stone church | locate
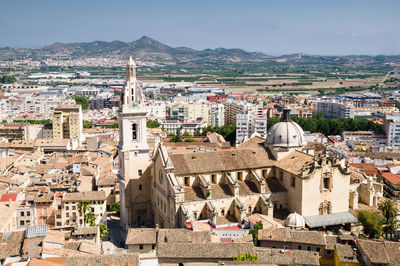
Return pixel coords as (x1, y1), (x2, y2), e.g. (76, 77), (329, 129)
(118, 57), (367, 229)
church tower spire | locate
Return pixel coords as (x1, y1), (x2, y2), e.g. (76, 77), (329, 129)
(118, 56), (151, 229)
(121, 56), (143, 111)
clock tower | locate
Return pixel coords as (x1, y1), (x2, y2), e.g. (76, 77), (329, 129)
(118, 56), (151, 229)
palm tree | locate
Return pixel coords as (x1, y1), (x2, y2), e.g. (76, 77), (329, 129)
(383, 219), (399, 240)
(78, 200), (91, 226)
(378, 199), (398, 222)
(85, 211), (96, 226)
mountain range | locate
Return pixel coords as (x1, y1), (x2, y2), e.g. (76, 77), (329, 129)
(1, 36), (400, 67)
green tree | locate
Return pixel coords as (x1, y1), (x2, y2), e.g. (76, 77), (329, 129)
(110, 201), (120, 215)
(169, 134), (182, 143)
(74, 96), (89, 110)
(83, 120), (92, 128)
(146, 119), (160, 128)
(184, 138), (196, 142)
(182, 131), (191, 137)
(113, 89), (121, 96)
(357, 210), (384, 238)
(379, 199), (399, 223)
(0, 75), (16, 84)
(249, 222), (263, 246)
(232, 251), (259, 261)
(78, 200), (91, 226)
(99, 224), (109, 239)
(86, 211), (96, 226)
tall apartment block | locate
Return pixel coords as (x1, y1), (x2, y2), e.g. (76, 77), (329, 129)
(384, 113), (400, 147)
(209, 104), (225, 127)
(52, 104), (83, 145)
(316, 100), (355, 119)
(236, 112), (268, 144)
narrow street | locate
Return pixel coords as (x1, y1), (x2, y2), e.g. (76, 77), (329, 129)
(102, 216), (127, 254)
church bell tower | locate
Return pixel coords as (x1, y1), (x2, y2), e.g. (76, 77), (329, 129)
(118, 56), (151, 229)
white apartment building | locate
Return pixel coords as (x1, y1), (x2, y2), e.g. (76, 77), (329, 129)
(209, 104), (225, 127)
(146, 101), (166, 119)
(187, 102), (210, 123)
(160, 119), (207, 135)
(384, 113), (400, 147)
(236, 112), (268, 144)
(316, 100), (355, 119)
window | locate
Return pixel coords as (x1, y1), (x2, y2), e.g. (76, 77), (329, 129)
(193, 212), (197, 219)
(139, 184), (142, 191)
(211, 174), (216, 184)
(27, 211), (30, 216)
(132, 124), (137, 140)
(316, 247), (321, 253)
(152, 244), (155, 249)
(326, 250), (332, 255)
(248, 206), (252, 213)
(279, 171), (283, 181)
(297, 245), (302, 250)
(20, 220), (25, 226)
(57, 222), (61, 226)
(184, 176), (190, 186)
(307, 246), (312, 251)
(221, 209), (225, 216)
(72, 206), (76, 210)
(284, 245), (289, 250)
(139, 244), (143, 250)
(237, 172), (243, 181)
(291, 176), (296, 187)
(20, 211), (24, 217)
(66, 213), (69, 217)
(323, 178), (330, 189)
(66, 206), (69, 210)
(138, 170), (142, 176)
(91, 207), (94, 212)
(262, 169), (267, 178)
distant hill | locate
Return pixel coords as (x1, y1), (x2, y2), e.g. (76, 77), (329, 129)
(1, 35), (400, 67)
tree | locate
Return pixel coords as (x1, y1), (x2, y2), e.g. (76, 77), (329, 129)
(233, 251), (258, 261)
(164, 235), (168, 242)
(0, 75), (16, 84)
(74, 96), (89, 110)
(83, 120), (92, 128)
(169, 134), (182, 142)
(99, 224), (109, 239)
(184, 138), (196, 142)
(379, 199), (399, 222)
(113, 89), (121, 96)
(110, 201), (120, 215)
(383, 218), (399, 240)
(146, 119), (160, 128)
(78, 200), (91, 226)
(357, 210), (384, 238)
(85, 211), (96, 226)
(249, 222), (263, 246)
(182, 131), (191, 137)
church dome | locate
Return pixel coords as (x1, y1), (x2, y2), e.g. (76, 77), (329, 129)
(265, 107), (306, 148)
(285, 212), (305, 228)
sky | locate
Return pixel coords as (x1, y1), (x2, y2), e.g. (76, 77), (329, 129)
(1, 0), (399, 55)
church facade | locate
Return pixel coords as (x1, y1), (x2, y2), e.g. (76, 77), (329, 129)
(118, 57), (356, 229)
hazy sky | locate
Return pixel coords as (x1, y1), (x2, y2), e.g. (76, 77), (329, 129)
(1, 0), (399, 55)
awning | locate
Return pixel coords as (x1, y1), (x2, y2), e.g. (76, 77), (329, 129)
(304, 212), (358, 228)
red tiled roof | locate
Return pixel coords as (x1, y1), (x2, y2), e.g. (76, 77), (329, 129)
(381, 172), (400, 185)
(0, 194), (17, 202)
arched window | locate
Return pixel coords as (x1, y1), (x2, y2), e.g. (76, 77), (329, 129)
(132, 123), (137, 140)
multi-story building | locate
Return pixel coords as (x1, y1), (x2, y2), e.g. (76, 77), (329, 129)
(52, 104), (83, 145)
(384, 113), (400, 147)
(55, 191), (107, 227)
(209, 104), (225, 127)
(316, 100), (355, 119)
(160, 119), (207, 135)
(236, 113), (268, 144)
(145, 101), (166, 120)
(223, 100), (258, 125)
(187, 102), (210, 123)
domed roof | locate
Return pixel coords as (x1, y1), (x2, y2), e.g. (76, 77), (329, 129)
(265, 108), (306, 148)
(285, 212), (305, 228)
